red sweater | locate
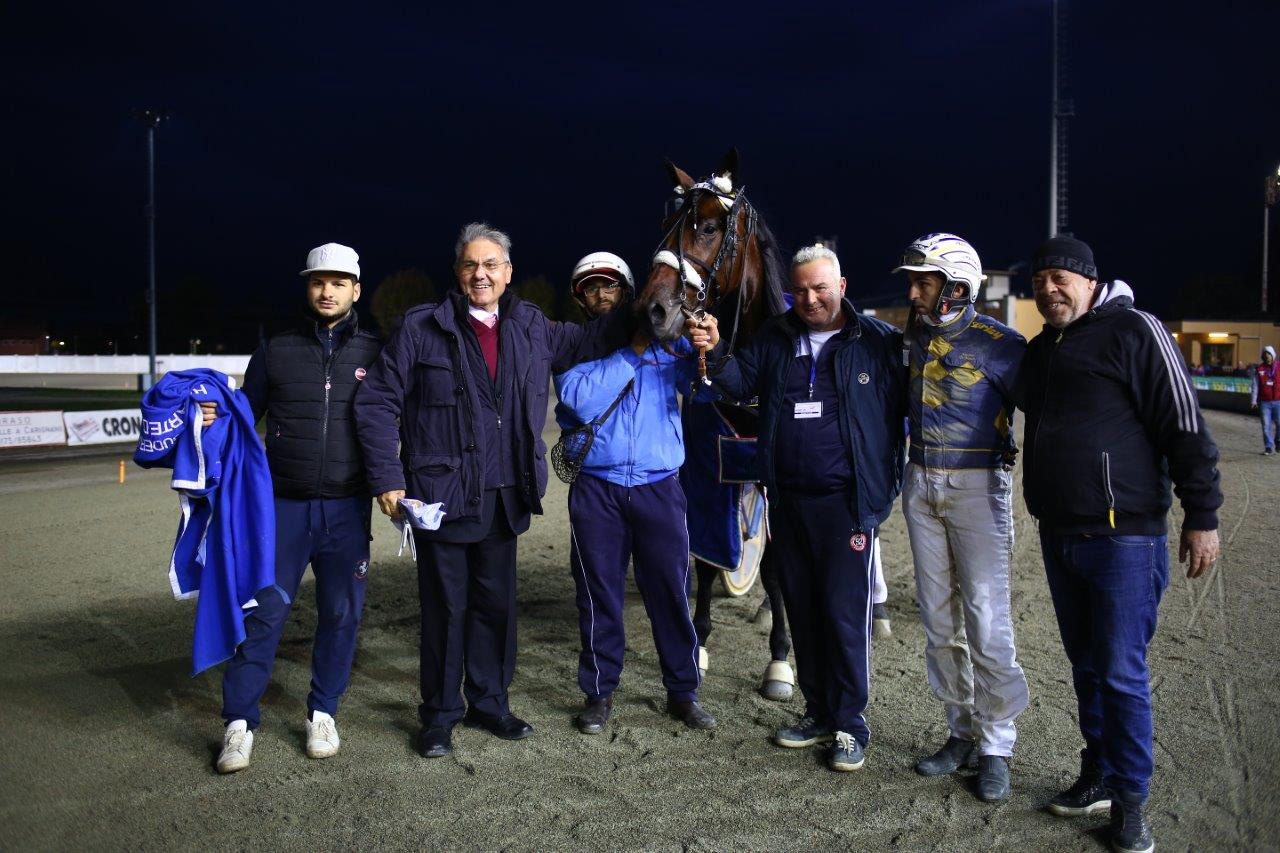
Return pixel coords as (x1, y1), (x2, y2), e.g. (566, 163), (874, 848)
(468, 316), (499, 380)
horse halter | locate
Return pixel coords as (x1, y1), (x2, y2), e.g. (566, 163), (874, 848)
(651, 178), (759, 320)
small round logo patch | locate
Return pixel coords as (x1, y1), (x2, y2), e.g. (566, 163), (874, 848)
(354, 559), (369, 580)
(850, 533), (867, 552)
(857, 372), (870, 385)
(355, 367), (367, 381)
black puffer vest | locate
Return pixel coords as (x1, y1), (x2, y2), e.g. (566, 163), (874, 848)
(263, 311), (382, 499)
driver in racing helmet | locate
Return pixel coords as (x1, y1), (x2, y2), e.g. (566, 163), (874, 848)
(571, 252), (631, 320)
(894, 232), (1030, 803)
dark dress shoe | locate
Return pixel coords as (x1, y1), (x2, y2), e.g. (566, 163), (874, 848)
(576, 697), (612, 734)
(464, 710), (534, 740)
(418, 726), (453, 758)
(976, 754), (1012, 802)
(666, 699), (716, 730)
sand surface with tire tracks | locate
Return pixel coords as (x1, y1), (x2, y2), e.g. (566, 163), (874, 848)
(1, 409), (1276, 850)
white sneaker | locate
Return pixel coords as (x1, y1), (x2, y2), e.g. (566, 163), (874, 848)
(216, 720), (253, 774)
(306, 711), (340, 759)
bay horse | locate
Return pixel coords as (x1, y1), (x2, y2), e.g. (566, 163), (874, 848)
(637, 149), (794, 700)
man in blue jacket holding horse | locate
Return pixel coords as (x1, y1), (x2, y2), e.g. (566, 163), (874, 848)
(688, 243), (906, 774)
(555, 252), (715, 734)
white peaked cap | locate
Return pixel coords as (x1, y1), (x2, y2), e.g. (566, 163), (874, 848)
(300, 243), (360, 279)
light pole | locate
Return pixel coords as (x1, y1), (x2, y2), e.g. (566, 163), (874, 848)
(1049, 0), (1073, 237)
(1265, 165), (1280, 314)
(135, 109), (169, 388)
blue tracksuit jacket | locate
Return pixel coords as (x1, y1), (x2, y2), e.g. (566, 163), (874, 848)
(554, 338), (702, 486)
(135, 368), (276, 675)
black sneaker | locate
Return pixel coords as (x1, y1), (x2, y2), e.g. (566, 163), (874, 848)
(828, 731), (866, 772)
(575, 697), (611, 735)
(1048, 751), (1111, 817)
(1109, 790), (1154, 853)
(773, 715), (834, 748)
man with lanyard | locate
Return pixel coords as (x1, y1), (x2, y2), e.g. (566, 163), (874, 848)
(1019, 235), (1221, 853)
(893, 233), (1029, 801)
(554, 252), (714, 734)
(202, 242), (382, 773)
(355, 224), (633, 759)
(688, 244), (906, 773)
(1251, 345), (1279, 454)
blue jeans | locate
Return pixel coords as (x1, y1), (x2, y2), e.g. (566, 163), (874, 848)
(1039, 532), (1169, 798)
(222, 496), (371, 729)
(1261, 400), (1280, 451)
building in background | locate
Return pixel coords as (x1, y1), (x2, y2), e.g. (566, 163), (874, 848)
(1164, 320), (1280, 373)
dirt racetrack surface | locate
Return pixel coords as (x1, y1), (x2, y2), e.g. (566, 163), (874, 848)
(1, 410), (1277, 851)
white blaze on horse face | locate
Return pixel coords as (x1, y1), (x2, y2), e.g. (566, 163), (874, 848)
(791, 259), (846, 332)
(652, 250), (705, 296)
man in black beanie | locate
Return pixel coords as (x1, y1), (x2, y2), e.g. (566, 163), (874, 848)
(1017, 236), (1222, 853)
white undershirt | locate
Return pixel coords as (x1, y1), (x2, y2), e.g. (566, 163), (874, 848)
(807, 328), (840, 361)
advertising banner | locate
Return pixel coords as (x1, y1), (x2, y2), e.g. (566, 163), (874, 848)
(1191, 376), (1251, 395)
(0, 410), (67, 449)
(63, 409), (145, 446)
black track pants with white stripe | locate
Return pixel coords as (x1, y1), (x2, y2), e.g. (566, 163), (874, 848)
(769, 489), (876, 746)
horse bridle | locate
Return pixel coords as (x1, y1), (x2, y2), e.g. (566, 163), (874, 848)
(651, 179), (758, 372)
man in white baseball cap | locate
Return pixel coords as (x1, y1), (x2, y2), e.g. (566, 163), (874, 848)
(202, 241), (382, 774)
(301, 242), (361, 281)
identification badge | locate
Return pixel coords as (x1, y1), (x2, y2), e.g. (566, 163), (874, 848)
(794, 401), (822, 419)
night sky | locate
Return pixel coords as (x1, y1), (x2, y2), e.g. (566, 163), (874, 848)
(6, 1), (1278, 352)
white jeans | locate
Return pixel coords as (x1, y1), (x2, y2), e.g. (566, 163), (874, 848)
(902, 463), (1029, 756)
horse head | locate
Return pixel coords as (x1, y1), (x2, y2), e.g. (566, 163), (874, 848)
(638, 149), (780, 343)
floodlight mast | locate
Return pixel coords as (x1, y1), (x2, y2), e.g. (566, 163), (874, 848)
(1049, 0), (1073, 238)
(136, 108), (169, 387)
(1265, 165), (1280, 314)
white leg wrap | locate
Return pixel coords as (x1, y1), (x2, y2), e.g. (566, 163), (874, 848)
(763, 659), (794, 685)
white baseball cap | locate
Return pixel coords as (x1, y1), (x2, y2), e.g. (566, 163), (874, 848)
(300, 243), (361, 280)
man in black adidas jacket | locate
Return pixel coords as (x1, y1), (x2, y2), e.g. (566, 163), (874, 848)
(1017, 236), (1222, 853)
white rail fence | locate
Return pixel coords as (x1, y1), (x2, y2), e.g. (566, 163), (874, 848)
(0, 355), (252, 375)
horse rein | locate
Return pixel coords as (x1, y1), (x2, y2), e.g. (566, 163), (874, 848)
(651, 179), (758, 386)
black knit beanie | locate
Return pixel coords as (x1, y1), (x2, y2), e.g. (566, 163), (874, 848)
(1032, 235), (1098, 280)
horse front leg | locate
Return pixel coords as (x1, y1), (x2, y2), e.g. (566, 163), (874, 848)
(758, 544), (795, 700)
(692, 558), (717, 676)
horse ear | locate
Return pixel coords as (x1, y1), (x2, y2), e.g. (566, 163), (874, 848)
(718, 147), (740, 183)
(665, 159), (694, 190)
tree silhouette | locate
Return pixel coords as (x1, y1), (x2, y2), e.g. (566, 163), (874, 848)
(517, 275), (560, 319)
(370, 268), (435, 337)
